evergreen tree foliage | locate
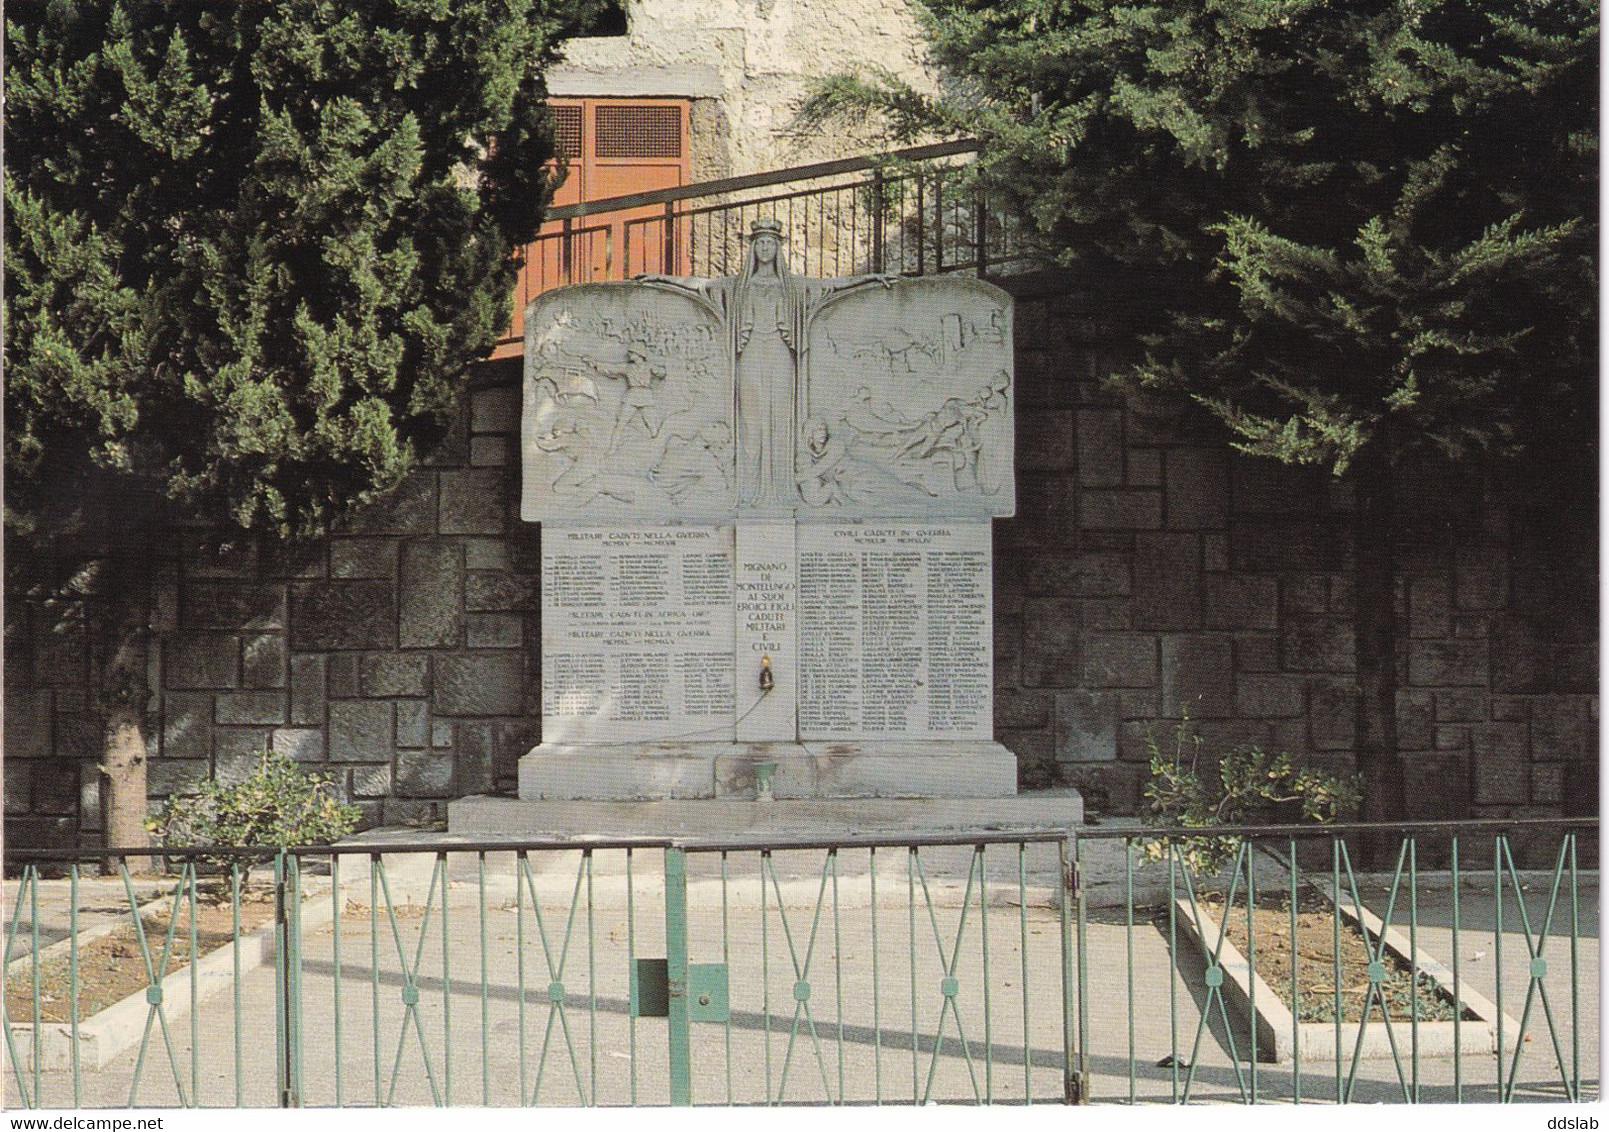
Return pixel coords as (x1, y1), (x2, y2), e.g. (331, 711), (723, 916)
(800, 0), (1597, 471)
(4, 0), (586, 848)
(5, 0), (577, 537)
(800, 1), (1596, 823)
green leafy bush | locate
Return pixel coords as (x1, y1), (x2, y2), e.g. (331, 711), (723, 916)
(1141, 719), (1361, 873)
(146, 750), (360, 882)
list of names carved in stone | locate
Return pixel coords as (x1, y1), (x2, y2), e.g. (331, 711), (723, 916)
(797, 523), (992, 740)
(541, 526), (735, 743)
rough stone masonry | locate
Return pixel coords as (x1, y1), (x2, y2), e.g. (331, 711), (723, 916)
(3, 273), (1596, 843)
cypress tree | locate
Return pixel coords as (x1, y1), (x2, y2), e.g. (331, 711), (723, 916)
(5, 1), (578, 853)
(800, 0), (1597, 822)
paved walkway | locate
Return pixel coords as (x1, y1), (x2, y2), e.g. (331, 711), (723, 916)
(3, 841), (1599, 1108)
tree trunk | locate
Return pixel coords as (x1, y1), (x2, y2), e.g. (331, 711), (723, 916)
(1352, 446), (1405, 851)
(101, 591), (153, 875)
(102, 703), (149, 861)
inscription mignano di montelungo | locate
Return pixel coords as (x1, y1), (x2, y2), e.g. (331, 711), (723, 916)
(519, 220), (1018, 800)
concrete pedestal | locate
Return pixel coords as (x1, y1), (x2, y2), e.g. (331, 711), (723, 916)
(517, 740), (1019, 801)
(450, 787), (1084, 840)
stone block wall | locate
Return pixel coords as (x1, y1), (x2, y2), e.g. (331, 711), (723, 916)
(5, 367), (542, 843)
(994, 276), (1598, 820)
(4, 279), (1597, 844)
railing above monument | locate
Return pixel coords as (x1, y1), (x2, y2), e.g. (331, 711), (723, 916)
(493, 139), (1033, 359)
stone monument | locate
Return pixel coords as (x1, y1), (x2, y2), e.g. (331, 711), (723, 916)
(453, 220), (1080, 833)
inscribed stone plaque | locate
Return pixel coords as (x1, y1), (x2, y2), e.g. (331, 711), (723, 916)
(734, 523), (797, 741)
(521, 285), (733, 523)
(797, 522), (992, 741)
(541, 527), (735, 743)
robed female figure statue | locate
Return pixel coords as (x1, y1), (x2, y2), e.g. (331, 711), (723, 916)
(640, 219), (890, 509)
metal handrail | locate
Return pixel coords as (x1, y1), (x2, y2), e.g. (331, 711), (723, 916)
(6, 814), (1596, 862)
(1071, 814), (1600, 842)
(544, 138), (981, 222)
(1, 837), (673, 861)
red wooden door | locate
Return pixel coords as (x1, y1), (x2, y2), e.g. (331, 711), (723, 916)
(493, 98), (690, 359)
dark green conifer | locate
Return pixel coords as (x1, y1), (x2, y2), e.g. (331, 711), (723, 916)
(801, 1), (1597, 821)
(5, 1), (579, 849)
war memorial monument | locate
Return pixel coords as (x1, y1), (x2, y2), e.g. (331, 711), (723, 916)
(451, 221), (1083, 834)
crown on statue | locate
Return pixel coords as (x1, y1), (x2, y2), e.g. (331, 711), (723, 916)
(746, 219), (784, 240)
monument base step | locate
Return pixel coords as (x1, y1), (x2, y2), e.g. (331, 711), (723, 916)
(448, 788), (1084, 840)
(517, 740), (1019, 801)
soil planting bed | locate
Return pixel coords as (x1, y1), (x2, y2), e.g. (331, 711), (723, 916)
(6, 891), (277, 1023)
(1196, 893), (1468, 1024)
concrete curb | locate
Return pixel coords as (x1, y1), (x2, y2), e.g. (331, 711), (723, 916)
(1173, 893), (1521, 1065)
(5, 891), (169, 982)
(326, 855), (1066, 913)
(8, 884), (332, 1073)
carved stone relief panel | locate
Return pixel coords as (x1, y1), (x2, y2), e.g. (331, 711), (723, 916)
(521, 261), (1014, 523)
(801, 277), (1014, 519)
(520, 284), (734, 523)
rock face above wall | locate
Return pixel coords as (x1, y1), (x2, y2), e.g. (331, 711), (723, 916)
(4, 282), (1597, 845)
(548, 0), (943, 177)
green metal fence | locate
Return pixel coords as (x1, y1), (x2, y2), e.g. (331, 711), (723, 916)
(2, 818), (1596, 1107)
(1066, 816), (1597, 1104)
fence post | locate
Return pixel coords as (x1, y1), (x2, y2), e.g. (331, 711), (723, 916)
(974, 187), (989, 279)
(1074, 836), (1089, 1102)
(871, 168), (886, 274)
(665, 846), (693, 1106)
(915, 172), (926, 276)
(1059, 837), (1084, 1104)
(273, 853), (299, 1107)
(663, 201), (677, 274)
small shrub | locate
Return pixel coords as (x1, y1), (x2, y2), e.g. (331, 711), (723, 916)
(1140, 718), (1361, 873)
(146, 749), (360, 886)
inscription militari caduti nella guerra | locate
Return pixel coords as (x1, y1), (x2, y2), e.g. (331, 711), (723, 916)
(517, 220), (1020, 802)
